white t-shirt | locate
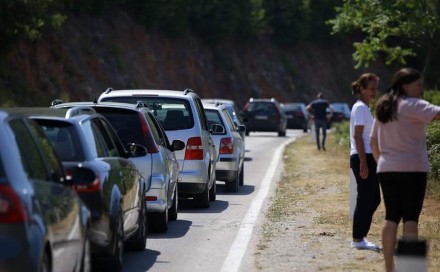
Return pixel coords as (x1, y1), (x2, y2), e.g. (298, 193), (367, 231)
(350, 100), (374, 156)
(370, 97), (440, 173)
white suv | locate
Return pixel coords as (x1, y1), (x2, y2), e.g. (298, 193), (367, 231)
(98, 88), (217, 208)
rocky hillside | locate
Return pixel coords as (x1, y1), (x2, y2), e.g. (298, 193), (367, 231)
(1, 11), (393, 108)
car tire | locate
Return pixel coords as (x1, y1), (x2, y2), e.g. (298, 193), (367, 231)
(168, 186), (178, 221)
(209, 173), (216, 201)
(226, 173), (239, 192)
(127, 197), (147, 250)
(239, 164), (244, 186)
(40, 250), (51, 272)
(149, 207), (168, 233)
(80, 233), (92, 272)
(194, 182), (210, 209)
(104, 210), (124, 272)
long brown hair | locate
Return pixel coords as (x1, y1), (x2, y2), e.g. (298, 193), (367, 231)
(375, 68), (422, 123)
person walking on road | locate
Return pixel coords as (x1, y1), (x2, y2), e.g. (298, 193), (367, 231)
(370, 67), (440, 272)
(349, 73), (381, 250)
(306, 93), (332, 151)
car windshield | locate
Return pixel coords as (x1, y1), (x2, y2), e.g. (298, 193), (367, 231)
(100, 97), (194, 131)
(34, 120), (84, 161)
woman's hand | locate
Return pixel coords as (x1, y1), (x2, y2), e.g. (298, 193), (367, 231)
(360, 160), (369, 179)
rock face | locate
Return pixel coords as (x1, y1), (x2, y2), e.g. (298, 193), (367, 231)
(2, 11), (392, 108)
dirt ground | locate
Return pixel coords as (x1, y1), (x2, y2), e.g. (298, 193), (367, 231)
(252, 133), (440, 272)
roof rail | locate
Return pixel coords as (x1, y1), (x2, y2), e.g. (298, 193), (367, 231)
(183, 88), (194, 95)
(65, 106), (96, 118)
(135, 100), (149, 109)
(104, 87), (113, 94)
(51, 99), (64, 106)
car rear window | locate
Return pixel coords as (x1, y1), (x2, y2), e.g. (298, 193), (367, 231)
(95, 109), (146, 146)
(248, 102), (278, 114)
(100, 97), (194, 131)
(33, 120), (84, 161)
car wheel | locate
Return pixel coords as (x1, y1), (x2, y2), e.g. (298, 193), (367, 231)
(239, 164), (244, 186)
(80, 234), (92, 272)
(168, 186), (178, 221)
(39, 250), (51, 272)
(194, 182), (210, 209)
(209, 173), (216, 201)
(278, 130), (286, 137)
(226, 172), (239, 192)
(104, 210), (124, 272)
(128, 197), (147, 250)
(149, 207), (168, 233)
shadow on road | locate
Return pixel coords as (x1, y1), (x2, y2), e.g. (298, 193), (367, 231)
(215, 184), (255, 196)
(148, 219), (192, 239)
(122, 248), (160, 272)
(178, 199), (229, 213)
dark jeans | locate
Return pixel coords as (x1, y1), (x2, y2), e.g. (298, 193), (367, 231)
(314, 119), (327, 149)
(350, 153), (381, 240)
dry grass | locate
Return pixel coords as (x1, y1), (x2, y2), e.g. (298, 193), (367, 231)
(255, 133), (440, 271)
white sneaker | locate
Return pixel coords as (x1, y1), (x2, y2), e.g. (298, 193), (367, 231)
(351, 238), (380, 250)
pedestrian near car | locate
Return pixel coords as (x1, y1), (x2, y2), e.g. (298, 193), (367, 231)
(370, 67), (440, 272)
(306, 93), (333, 150)
(349, 73), (381, 250)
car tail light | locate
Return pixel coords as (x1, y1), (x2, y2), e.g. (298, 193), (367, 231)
(296, 111), (304, 118)
(219, 138), (233, 154)
(0, 184), (27, 223)
(185, 137), (204, 160)
(145, 196), (157, 201)
(139, 112), (159, 153)
(71, 174), (101, 193)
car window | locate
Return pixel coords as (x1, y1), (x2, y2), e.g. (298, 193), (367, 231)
(145, 111), (166, 147)
(98, 110), (145, 146)
(222, 109), (236, 130)
(9, 118), (48, 181)
(0, 155), (5, 181)
(205, 109), (226, 135)
(100, 96), (194, 130)
(249, 102), (277, 114)
(28, 120), (65, 182)
(83, 120), (106, 158)
(34, 119), (84, 161)
(92, 118), (121, 158)
(195, 98), (208, 131)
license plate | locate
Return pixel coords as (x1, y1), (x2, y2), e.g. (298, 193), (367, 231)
(285, 115), (293, 118)
(255, 115), (268, 120)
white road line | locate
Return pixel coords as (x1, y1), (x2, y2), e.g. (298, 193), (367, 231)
(220, 138), (297, 272)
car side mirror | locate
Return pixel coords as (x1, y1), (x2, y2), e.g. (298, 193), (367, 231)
(171, 139), (185, 151)
(210, 124), (225, 134)
(126, 143), (148, 157)
(238, 125), (246, 133)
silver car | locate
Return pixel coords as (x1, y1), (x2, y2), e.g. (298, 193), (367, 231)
(98, 88), (218, 209)
(203, 103), (245, 192)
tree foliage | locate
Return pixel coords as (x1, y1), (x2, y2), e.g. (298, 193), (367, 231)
(328, 0), (440, 76)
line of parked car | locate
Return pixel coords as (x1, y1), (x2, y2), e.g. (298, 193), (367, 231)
(0, 89), (249, 272)
(1, 86), (351, 271)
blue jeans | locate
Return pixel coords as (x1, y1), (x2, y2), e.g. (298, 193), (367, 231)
(314, 119), (327, 149)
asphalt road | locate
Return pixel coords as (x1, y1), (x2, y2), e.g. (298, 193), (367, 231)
(122, 129), (305, 272)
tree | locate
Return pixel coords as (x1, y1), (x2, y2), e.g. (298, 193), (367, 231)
(328, 0), (440, 85)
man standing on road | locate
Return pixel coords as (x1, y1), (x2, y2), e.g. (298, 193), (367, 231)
(306, 93), (333, 150)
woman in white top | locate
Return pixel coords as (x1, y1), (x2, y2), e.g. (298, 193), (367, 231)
(349, 73), (381, 250)
(370, 67), (440, 272)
